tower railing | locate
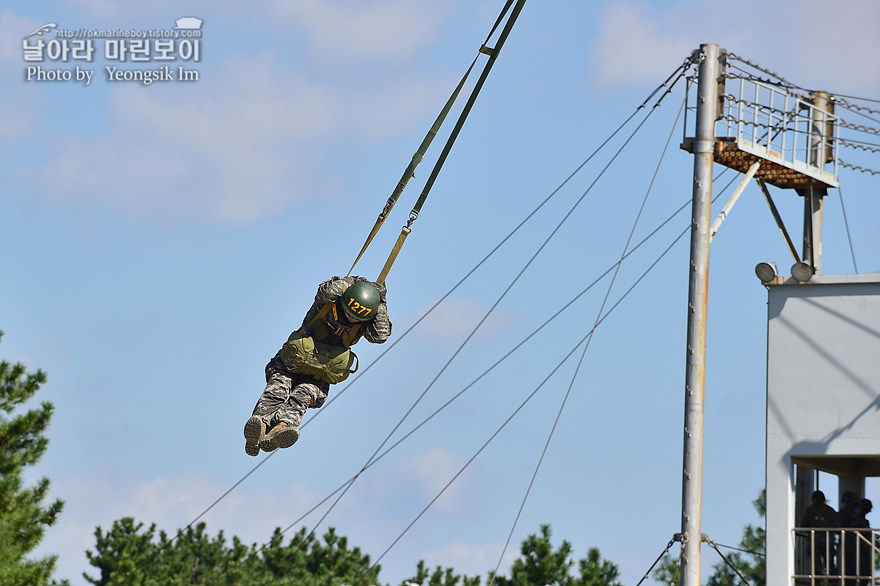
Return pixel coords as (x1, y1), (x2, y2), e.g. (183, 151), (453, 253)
(683, 72), (840, 190)
(793, 527), (880, 585)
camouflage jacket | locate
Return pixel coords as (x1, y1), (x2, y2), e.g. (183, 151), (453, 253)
(299, 276), (392, 347)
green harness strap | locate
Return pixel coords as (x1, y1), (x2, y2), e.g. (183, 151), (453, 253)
(348, 0), (528, 285)
(305, 302), (361, 349)
(406, 0), (526, 230)
(346, 58), (478, 279)
(281, 302), (362, 384)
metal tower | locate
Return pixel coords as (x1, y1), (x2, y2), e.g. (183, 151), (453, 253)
(679, 42), (848, 586)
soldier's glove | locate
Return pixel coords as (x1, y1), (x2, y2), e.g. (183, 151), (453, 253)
(373, 281), (387, 301)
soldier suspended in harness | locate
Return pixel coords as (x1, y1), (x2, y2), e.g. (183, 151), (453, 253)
(243, 276), (392, 455)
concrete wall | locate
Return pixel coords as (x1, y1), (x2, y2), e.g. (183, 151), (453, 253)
(765, 274), (880, 585)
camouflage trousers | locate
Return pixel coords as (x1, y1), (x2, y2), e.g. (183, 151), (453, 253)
(250, 353), (330, 429)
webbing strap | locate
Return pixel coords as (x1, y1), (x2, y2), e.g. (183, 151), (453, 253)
(305, 302), (361, 349)
(347, 0), (526, 281)
(407, 0), (526, 227)
(376, 227), (410, 284)
(374, 0), (527, 285)
(346, 57), (479, 277)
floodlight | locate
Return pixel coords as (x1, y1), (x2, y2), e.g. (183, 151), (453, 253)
(791, 262), (814, 283)
(755, 262), (777, 284)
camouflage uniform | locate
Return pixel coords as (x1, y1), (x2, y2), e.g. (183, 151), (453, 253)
(853, 499), (873, 585)
(839, 492), (861, 584)
(245, 276), (392, 455)
(801, 496), (839, 576)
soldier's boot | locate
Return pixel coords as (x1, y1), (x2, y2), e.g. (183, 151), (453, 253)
(243, 416), (266, 457)
(259, 421), (300, 452)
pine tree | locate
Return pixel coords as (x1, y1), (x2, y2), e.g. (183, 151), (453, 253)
(0, 330), (66, 586)
(706, 491), (765, 586)
(576, 546), (624, 586)
(492, 524), (623, 586)
(85, 521), (384, 585)
(399, 559), (482, 586)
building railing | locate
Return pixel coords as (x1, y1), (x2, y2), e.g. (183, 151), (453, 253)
(793, 527), (879, 585)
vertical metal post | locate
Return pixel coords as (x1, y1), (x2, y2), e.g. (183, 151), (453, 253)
(803, 90), (830, 274)
(681, 42), (720, 586)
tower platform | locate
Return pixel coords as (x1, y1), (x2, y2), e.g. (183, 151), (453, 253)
(681, 136), (839, 191)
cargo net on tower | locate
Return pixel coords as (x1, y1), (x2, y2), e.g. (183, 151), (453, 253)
(682, 51), (839, 192)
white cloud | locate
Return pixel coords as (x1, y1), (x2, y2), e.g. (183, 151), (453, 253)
(60, 0), (455, 59)
(3, 1), (459, 225)
(65, 0), (140, 19)
(421, 539), (519, 580)
(0, 98), (34, 140)
(395, 446), (468, 514)
(270, 0), (453, 67)
(410, 298), (515, 348)
(26, 52), (451, 224)
(589, 1), (692, 89)
(0, 11), (34, 66)
(64, 0), (212, 21)
(34, 56), (329, 223)
(0, 12), (42, 140)
(591, 0), (880, 95)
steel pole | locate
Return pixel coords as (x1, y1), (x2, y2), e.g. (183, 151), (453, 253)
(681, 42), (720, 586)
(803, 90), (830, 273)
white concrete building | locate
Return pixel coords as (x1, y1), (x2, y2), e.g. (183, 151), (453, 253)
(764, 272), (880, 584)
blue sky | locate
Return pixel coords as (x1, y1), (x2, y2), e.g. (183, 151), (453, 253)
(2, 1), (879, 584)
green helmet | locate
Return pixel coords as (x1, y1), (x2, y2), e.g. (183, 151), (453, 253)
(340, 281), (381, 322)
